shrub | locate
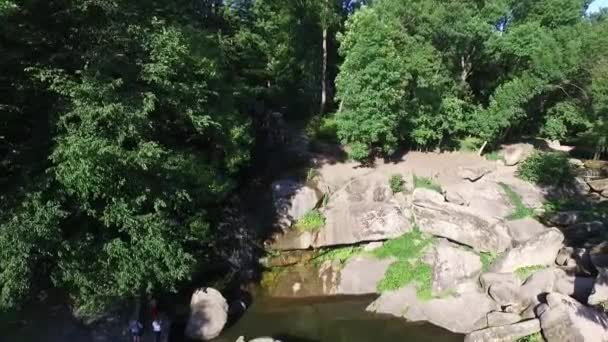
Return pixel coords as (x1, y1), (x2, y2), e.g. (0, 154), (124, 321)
(389, 174), (405, 194)
(499, 182), (534, 220)
(514, 265), (547, 280)
(374, 229), (434, 299)
(485, 151), (503, 161)
(517, 152), (575, 187)
(305, 115), (338, 144)
(294, 210), (325, 232)
(413, 174), (442, 193)
(458, 136), (484, 152)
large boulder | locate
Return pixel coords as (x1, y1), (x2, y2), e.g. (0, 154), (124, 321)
(506, 218), (548, 245)
(587, 178), (608, 194)
(536, 292), (608, 342)
(490, 228), (564, 273)
(314, 175), (412, 247)
(442, 181), (512, 219)
(464, 319), (541, 342)
(457, 166), (493, 182)
(480, 272), (522, 294)
(431, 240), (482, 293)
(588, 268), (608, 306)
(367, 285), (496, 334)
(337, 255), (395, 295)
(486, 311), (522, 327)
(502, 144), (534, 166)
(413, 188), (512, 253)
(271, 180), (321, 222)
(185, 288), (228, 341)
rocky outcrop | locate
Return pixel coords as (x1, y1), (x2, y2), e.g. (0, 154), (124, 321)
(536, 292), (608, 342)
(502, 144), (534, 166)
(272, 180), (321, 224)
(458, 166), (493, 182)
(431, 240), (482, 293)
(587, 178), (608, 195)
(314, 175), (412, 247)
(367, 285), (496, 334)
(464, 319), (541, 342)
(490, 228), (564, 273)
(480, 272), (522, 293)
(555, 247), (594, 275)
(506, 218), (548, 245)
(413, 188), (512, 253)
(338, 255), (395, 295)
(588, 268), (608, 306)
(442, 181), (512, 219)
(185, 288), (228, 341)
(486, 311), (522, 327)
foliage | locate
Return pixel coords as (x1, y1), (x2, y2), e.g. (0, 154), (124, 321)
(517, 332), (543, 342)
(485, 151), (503, 162)
(517, 152), (575, 187)
(306, 115), (339, 144)
(499, 182), (534, 220)
(458, 137), (484, 152)
(389, 174), (405, 194)
(413, 175), (442, 193)
(480, 252), (499, 272)
(374, 229), (434, 299)
(295, 210), (325, 232)
(515, 265), (547, 281)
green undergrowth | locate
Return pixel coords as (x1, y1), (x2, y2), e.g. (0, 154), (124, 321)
(295, 210), (325, 232)
(499, 182), (534, 220)
(413, 174), (442, 193)
(543, 197), (608, 222)
(458, 137), (484, 152)
(517, 151), (575, 187)
(312, 245), (362, 266)
(485, 151), (503, 161)
(514, 265), (547, 280)
(389, 174), (405, 194)
(480, 252), (499, 272)
(517, 332), (543, 342)
(373, 229), (434, 299)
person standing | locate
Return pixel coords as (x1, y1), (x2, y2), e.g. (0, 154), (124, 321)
(152, 319), (162, 342)
(129, 319), (143, 342)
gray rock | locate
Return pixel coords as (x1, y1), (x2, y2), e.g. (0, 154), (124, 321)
(506, 218), (548, 245)
(431, 240), (482, 293)
(555, 247), (594, 275)
(367, 285), (496, 334)
(458, 166), (493, 182)
(502, 144), (534, 166)
(488, 282), (526, 312)
(444, 190), (468, 206)
(413, 188), (512, 253)
(442, 181), (512, 219)
(486, 311), (522, 327)
(269, 229), (314, 250)
(272, 180), (321, 221)
(591, 242), (608, 269)
(588, 268), (608, 306)
(553, 268), (595, 303)
(185, 288), (228, 341)
(536, 292), (608, 342)
(480, 272), (522, 294)
(464, 319), (541, 342)
(562, 221), (606, 246)
(338, 255), (395, 295)
(490, 228), (564, 273)
(548, 211), (585, 227)
(569, 158), (585, 168)
(316, 175), (412, 248)
(587, 178), (608, 194)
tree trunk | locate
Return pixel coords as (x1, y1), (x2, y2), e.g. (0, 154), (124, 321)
(320, 27), (328, 115)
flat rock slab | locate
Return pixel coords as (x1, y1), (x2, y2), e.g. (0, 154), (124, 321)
(413, 188), (512, 253)
(432, 239), (482, 293)
(367, 285), (496, 334)
(486, 311), (522, 327)
(464, 319), (541, 342)
(337, 255), (395, 295)
(457, 166), (494, 182)
(490, 228), (564, 273)
(588, 178), (608, 194)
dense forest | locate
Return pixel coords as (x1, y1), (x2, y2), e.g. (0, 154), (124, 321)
(1, 0), (607, 318)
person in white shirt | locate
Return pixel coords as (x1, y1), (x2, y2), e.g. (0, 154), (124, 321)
(152, 319), (162, 342)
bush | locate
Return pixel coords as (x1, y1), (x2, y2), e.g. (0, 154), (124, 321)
(485, 151), (503, 161)
(413, 175), (442, 193)
(294, 210), (325, 232)
(305, 115), (338, 144)
(517, 152), (575, 187)
(389, 174), (405, 194)
(458, 136), (484, 152)
(499, 182), (534, 220)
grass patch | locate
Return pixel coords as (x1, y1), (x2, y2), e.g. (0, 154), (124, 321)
(480, 252), (499, 272)
(517, 151), (575, 187)
(485, 151), (503, 161)
(312, 245), (362, 266)
(306, 168), (320, 182)
(373, 229), (435, 299)
(294, 210), (325, 232)
(517, 332), (543, 342)
(389, 174), (405, 194)
(260, 267), (286, 290)
(413, 174), (442, 193)
(514, 265), (547, 280)
(499, 182), (534, 220)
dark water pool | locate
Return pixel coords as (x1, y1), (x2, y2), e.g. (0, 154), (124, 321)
(209, 295), (462, 342)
